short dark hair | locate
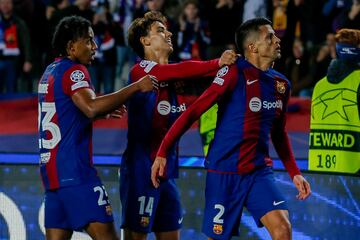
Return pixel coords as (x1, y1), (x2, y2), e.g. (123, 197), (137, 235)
(128, 11), (167, 59)
(52, 16), (92, 57)
(235, 17), (272, 55)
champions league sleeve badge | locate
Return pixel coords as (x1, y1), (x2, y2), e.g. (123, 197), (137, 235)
(213, 66), (229, 86)
(216, 66), (229, 78)
(70, 70), (85, 82)
(70, 69), (89, 91)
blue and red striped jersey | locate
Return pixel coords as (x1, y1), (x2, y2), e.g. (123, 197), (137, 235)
(121, 59), (220, 179)
(38, 58), (99, 190)
(158, 58), (301, 179)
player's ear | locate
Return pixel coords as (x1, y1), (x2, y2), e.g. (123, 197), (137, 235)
(66, 40), (75, 56)
(248, 43), (258, 53)
(140, 36), (150, 46)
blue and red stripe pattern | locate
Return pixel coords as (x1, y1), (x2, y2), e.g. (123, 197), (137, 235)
(38, 58), (99, 190)
(158, 58), (301, 179)
(122, 59), (220, 179)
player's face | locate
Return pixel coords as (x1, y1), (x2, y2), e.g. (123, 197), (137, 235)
(255, 25), (281, 61)
(146, 21), (173, 54)
(68, 27), (97, 65)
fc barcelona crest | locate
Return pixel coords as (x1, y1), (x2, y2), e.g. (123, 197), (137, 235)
(140, 216), (150, 227)
(276, 81), (286, 94)
(213, 224), (223, 234)
(105, 205), (113, 216)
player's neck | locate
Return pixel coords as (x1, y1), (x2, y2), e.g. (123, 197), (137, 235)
(247, 56), (273, 71)
(144, 50), (170, 64)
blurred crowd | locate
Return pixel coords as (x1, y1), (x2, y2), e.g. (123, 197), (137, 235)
(0, 0), (359, 96)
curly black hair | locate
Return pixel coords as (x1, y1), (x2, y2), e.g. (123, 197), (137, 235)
(52, 16), (92, 57)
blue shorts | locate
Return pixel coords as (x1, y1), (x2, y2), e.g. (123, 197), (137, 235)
(120, 169), (182, 233)
(44, 181), (114, 231)
(202, 167), (288, 240)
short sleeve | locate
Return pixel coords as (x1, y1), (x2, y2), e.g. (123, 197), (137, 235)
(62, 64), (93, 95)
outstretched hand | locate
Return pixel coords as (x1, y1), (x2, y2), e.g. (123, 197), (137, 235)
(137, 75), (159, 92)
(219, 50), (238, 67)
(104, 105), (127, 119)
(293, 175), (311, 200)
(151, 156), (167, 188)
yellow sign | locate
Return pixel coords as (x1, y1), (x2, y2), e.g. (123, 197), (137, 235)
(308, 70), (360, 174)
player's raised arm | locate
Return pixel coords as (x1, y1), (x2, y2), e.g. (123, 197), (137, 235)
(149, 50), (237, 82)
(71, 75), (156, 119)
(151, 65), (239, 187)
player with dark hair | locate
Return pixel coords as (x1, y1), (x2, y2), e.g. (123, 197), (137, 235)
(152, 17), (311, 240)
(120, 11), (237, 240)
(38, 15), (156, 240)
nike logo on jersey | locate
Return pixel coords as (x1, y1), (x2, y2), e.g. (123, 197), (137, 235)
(247, 79), (258, 85)
(178, 217), (183, 224)
(273, 200), (285, 206)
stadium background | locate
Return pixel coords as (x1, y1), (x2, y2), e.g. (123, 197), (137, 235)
(1, 96), (359, 240)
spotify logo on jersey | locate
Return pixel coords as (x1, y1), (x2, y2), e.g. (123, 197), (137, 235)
(157, 101), (187, 115)
(157, 100), (171, 115)
(249, 97), (283, 112)
(249, 97), (262, 112)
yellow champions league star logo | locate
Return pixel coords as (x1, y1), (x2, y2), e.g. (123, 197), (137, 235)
(311, 88), (358, 121)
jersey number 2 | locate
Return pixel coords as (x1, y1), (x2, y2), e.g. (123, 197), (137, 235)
(213, 204), (225, 224)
